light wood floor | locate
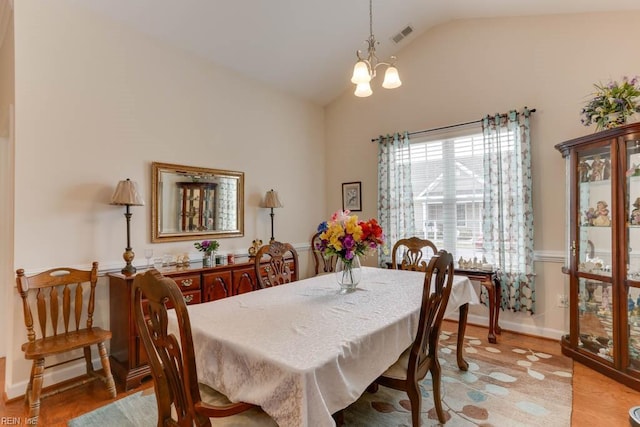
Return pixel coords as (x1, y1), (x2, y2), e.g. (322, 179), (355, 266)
(2, 321), (639, 426)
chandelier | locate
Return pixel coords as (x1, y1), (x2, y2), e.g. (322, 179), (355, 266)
(350, 0), (402, 97)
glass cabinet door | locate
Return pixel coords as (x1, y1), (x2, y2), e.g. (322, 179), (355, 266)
(575, 145), (613, 361)
(177, 182), (217, 232)
(627, 139), (640, 281)
(626, 138), (640, 371)
(628, 286), (640, 370)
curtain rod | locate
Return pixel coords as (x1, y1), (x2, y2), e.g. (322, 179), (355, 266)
(370, 108), (536, 142)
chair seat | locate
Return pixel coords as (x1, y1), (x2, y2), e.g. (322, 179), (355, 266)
(381, 346), (411, 380)
(198, 383), (278, 426)
(21, 327), (112, 359)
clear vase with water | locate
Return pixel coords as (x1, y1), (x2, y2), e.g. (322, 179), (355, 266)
(336, 256), (362, 293)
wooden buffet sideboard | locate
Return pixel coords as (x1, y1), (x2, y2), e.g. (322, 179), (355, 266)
(108, 260), (281, 390)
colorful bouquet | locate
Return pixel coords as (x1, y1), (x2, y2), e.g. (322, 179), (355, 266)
(581, 76), (640, 131)
(194, 239), (219, 255)
(315, 210), (385, 264)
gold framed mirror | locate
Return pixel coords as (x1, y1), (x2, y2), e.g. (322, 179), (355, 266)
(151, 162), (244, 242)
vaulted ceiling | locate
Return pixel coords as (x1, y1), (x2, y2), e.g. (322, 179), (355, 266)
(68, 0), (640, 106)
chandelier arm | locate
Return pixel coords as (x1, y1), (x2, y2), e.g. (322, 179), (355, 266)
(373, 56), (397, 70)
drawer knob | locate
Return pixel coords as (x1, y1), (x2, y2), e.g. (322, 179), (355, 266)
(184, 295), (194, 303)
(180, 279), (193, 287)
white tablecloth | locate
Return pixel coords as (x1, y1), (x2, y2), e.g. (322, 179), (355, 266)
(171, 266), (477, 427)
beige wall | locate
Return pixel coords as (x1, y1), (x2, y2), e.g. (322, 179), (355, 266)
(326, 12), (640, 337)
(5, 0), (325, 398)
(0, 1), (14, 360)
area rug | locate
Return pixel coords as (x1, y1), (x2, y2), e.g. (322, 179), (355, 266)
(68, 329), (573, 426)
(67, 388), (156, 427)
(343, 328), (573, 426)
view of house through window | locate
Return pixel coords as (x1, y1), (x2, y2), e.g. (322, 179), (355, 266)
(408, 127), (516, 262)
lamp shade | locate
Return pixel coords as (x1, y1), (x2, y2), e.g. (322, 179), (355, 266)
(354, 82), (373, 98)
(351, 61), (371, 84)
(111, 178), (144, 206)
(264, 189), (283, 208)
(382, 66), (402, 89)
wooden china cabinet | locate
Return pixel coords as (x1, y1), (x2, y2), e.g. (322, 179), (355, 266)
(556, 122), (640, 391)
(176, 181), (217, 232)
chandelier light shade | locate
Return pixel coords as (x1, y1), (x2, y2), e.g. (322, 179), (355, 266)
(351, 61), (371, 84)
(351, 0), (402, 97)
(382, 66), (402, 89)
(355, 82), (373, 97)
(264, 189), (283, 243)
(111, 178), (144, 275)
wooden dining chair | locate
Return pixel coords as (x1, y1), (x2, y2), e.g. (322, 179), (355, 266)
(391, 237), (438, 272)
(374, 249), (455, 426)
(16, 262), (116, 424)
(254, 240), (299, 288)
(311, 231), (336, 275)
(132, 269), (277, 426)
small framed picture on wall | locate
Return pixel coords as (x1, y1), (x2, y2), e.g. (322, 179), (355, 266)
(342, 181), (362, 212)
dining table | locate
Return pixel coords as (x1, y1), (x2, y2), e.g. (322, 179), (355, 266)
(168, 266), (478, 427)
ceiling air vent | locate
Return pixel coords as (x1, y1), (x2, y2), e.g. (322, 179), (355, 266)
(392, 25), (413, 44)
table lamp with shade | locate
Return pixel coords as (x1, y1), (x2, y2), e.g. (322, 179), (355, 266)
(111, 178), (144, 275)
(264, 189), (283, 243)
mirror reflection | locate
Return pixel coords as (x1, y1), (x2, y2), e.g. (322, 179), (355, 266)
(151, 162), (244, 242)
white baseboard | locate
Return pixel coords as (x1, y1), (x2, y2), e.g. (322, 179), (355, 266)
(5, 357), (104, 401)
(465, 313), (566, 341)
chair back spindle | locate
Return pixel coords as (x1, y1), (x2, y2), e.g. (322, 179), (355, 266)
(391, 237), (438, 272)
(412, 250), (455, 374)
(254, 241), (299, 288)
(311, 232), (336, 275)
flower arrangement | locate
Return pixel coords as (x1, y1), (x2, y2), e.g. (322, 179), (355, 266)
(581, 76), (640, 131)
(194, 239), (219, 255)
(315, 210), (385, 264)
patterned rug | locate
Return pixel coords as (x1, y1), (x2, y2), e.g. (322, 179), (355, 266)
(343, 328), (573, 426)
(68, 329), (573, 426)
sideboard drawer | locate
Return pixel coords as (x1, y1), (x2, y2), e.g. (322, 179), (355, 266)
(140, 288), (201, 313)
(166, 273), (201, 291)
(181, 290), (201, 305)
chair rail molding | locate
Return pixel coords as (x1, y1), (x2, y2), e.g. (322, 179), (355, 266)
(534, 250), (565, 263)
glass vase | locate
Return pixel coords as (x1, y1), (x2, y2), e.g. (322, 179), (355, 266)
(336, 256), (362, 294)
(202, 253), (212, 267)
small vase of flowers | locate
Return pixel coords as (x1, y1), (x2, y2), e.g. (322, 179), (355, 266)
(581, 76), (640, 131)
(194, 240), (219, 267)
(315, 210), (385, 293)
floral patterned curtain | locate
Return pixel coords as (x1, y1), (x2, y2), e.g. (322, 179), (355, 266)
(482, 108), (535, 313)
(377, 132), (415, 266)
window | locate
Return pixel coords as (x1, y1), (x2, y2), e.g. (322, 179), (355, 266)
(407, 127), (516, 262)
(408, 130), (484, 260)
